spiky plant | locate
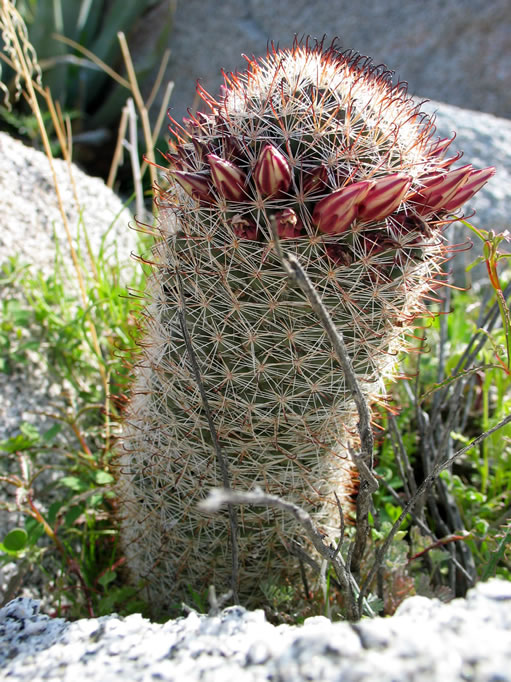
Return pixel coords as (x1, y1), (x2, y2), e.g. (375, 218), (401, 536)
(116, 38), (494, 616)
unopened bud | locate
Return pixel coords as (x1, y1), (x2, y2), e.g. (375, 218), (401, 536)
(443, 167), (495, 212)
(207, 153), (247, 201)
(254, 145), (292, 197)
(428, 136), (454, 159)
(312, 180), (372, 235)
(358, 174), (412, 222)
(412, 165), (473, 215)
(302, 164), (328, 195)
(169, 170), (213, 203)
(230, 215), (260, 240)
(274, 208), (303, 239)
(325, 243), (353, 266)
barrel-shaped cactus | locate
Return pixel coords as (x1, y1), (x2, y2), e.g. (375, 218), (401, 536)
(117, 38), (494, 615)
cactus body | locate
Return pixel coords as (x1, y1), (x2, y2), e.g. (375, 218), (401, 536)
(117, 39), (494, 614)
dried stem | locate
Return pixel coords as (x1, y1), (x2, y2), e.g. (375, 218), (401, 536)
(269, 222), (377, 581)
(176, 273), (239, 604)
(117, 31), (157, 191)
(360, 412), (511, 609)
(200, 487), (377, 619)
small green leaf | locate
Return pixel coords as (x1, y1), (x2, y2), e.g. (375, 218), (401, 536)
(95, 471), (114, 485)
(2, 528), (28, 553)
(24, 517), (45, 546)
(98, 570), (117, 587)
(20, 422), (40, 441)
(42, 423), (62, 443)
(65, 504), (85, 526)
(59, 476), (88, 492)
(0, 422), (40, 453)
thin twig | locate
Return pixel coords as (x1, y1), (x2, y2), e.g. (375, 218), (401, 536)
(151, 80), (175, 146)
(124, 98), (144, 218)
(176, 273), (239, 604)
(268, 222), (377, 582)
(107, 105), (129, 189)
(117, 32), (157, 190)
(200, 487), (377, 619)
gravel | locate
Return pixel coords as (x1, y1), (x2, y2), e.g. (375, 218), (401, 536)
(1, 579), (510, 681)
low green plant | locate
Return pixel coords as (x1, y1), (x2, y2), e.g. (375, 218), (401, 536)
(0, 233), (150, 618)
(372, 238), (511, 603)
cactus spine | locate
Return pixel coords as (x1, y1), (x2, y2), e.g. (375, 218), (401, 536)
(117, 38), (494, 615)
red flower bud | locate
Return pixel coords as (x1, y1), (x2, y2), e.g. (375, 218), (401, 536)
(302, 164), (328, 195)
(312, 180), (372, 235)
(442, 167), (495, 212)
(412, 165), (473, 216)
(325, 243), (353, 266)
(230, 215), (260, 240)
(274, 208), (303, 239)
(169, 170), (213, 203)
(207, 153), (247, 201)
(358, 174), (412, 222)
(254, 144), (292, 197)
(165, 152), (183, 170)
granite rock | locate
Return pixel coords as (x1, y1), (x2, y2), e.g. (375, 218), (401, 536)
(138, 0), (511, 124)
(1, 580), (510, 681)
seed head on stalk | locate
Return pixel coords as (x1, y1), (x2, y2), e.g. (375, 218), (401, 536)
(116, 37), (494, 617)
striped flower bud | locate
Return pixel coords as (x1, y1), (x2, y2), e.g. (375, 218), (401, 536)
(312, 180), (372, 235)
(254, 144), (292, 196)
(412, 165), (473, 215)
(443, 167), (496, 212)
(169, 170), (213, 203)
(274, 208), (303, 239)
(358, 174), (412, 222)
(427, 136), (463, 170)
(207, 153), (247, 201)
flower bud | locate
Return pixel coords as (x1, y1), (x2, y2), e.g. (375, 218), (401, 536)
(358, 174), (412, 222)
(302, 164), (328, 195)
(274, 208), (303, 239)
(207, 153), (247, 201)
(254, 144), (292, 196)
(312, 180), (372, 235)
(325, 243), (353, 266)
(443, 167), (495, 212)
(169, 170), (213, 203)
(230, 215), (260, 240)
(412, 165), (473, 215)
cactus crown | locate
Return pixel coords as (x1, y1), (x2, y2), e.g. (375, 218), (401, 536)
(118, 37), (494, 616)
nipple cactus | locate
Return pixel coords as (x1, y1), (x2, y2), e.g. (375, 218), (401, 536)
(116, 38), (494, 615)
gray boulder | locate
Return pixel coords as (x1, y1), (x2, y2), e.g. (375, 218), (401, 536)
(0, 133), (136, 445)
(0, 133), (136, 281)
(140, 0), (510, 123)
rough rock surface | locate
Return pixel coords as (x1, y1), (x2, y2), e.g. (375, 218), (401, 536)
(0, 133), (136, 280)
(138, 0), (511, 124)
(1, 580), (510, 681)
(0, 132), (136, 445)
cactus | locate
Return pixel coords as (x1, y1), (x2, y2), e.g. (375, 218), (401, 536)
(116, 38), (494, 615)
